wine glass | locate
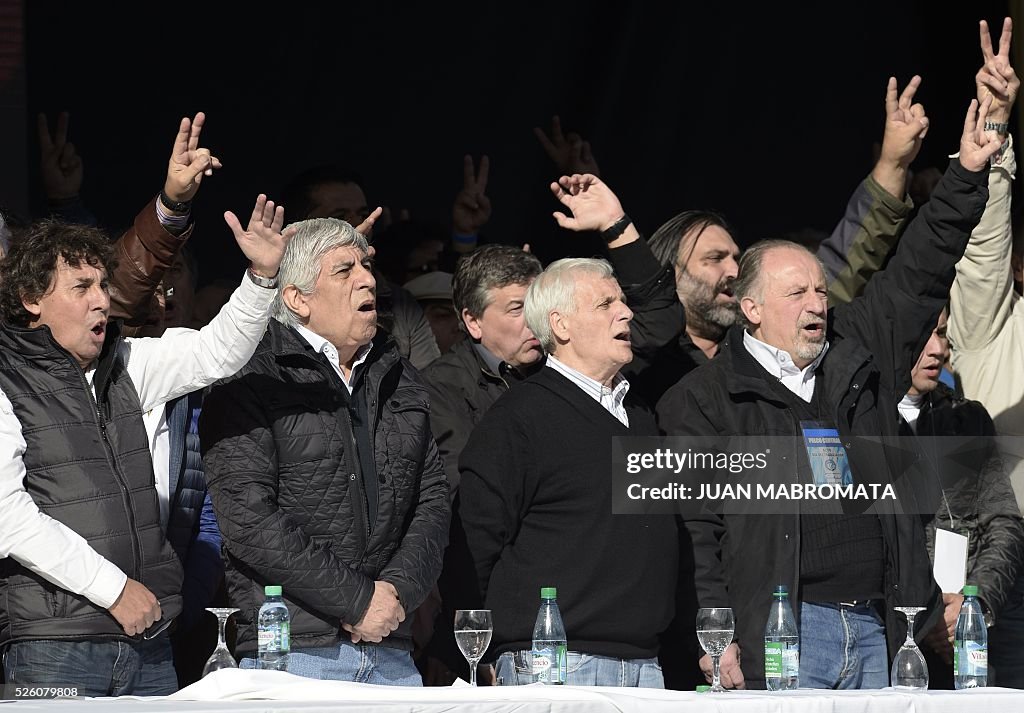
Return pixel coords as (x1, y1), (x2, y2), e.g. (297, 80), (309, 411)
(454, 609), (493, 686)
(696, 607), (735, 693)
(202, 607), (240, 677)
(891, 606), (928, 690)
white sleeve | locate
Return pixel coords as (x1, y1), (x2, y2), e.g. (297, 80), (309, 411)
(949, 138), (1016, 352)
(123, 272), (275, 412)
(0, 388), (127, 608)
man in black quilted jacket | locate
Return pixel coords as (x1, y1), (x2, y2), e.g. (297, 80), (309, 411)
(200, 217), (450, 685)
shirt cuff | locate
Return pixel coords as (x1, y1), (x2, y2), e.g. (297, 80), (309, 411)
(82, 559), (128, 610)
(154, 198), (191, 234)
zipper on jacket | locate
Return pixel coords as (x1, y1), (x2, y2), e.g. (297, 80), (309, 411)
(309, 359), (374, 543)
(76, 359), (144, 582)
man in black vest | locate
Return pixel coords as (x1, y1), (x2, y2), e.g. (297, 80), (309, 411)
(0, 193), (291, 695)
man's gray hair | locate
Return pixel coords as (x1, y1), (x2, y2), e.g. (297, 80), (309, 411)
(272, 217), (369, 327)
(524, 257), (615, 353)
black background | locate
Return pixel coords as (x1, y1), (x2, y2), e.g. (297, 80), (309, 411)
(24, 1), (1014, 283)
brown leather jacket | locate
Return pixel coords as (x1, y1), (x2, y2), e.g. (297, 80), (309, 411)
(108, 196), (192, 324)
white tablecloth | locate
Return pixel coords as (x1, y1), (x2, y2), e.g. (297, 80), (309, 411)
(2, 669), (1024, 712)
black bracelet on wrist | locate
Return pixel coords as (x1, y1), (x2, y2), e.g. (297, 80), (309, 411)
(158, 190), (191, 214)
(600, 214), (632, 242)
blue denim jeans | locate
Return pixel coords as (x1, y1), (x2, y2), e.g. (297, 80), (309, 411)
(3, 634), (177, 697)
(240, 641), (421, 686)
(495, 650), (663, 687)
(799, 601), (888, 689)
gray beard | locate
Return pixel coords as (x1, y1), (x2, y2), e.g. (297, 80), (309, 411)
(678, 271), (739, 341)
(793, 337), (826, 362)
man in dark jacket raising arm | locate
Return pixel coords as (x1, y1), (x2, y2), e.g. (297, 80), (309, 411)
(200, 217), (450, 685)
(657, 96), (1001, 690)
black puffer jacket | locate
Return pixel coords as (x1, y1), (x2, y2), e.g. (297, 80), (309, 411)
(200, 321), (450, 655)
(918, 385), (1024, 620)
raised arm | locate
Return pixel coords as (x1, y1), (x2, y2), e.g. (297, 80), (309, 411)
(534, 115), (601, 178)
(108, 112), (222, 322)
(37, 111), (95, 225)
(451, 154), (492, 254)
(549, 173), (684, 358)
(949, 17), (1019, 352)
(821, 76), (927, 305)
(124, 194), (293, 411)
(831, 96), (1000, 399)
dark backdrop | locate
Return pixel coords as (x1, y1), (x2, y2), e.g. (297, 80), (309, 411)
(24, 1), (1012, 283)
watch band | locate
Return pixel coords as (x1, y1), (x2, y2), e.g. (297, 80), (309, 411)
(984, 120), (1010, 135)
(158, 190), (192, 214)
(600, 214), (632, 242)
(246, 267), (278, 289)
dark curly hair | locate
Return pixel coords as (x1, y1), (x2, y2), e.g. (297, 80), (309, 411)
(0, 220), (116, 326)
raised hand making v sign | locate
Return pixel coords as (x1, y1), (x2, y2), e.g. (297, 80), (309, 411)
(452, 154), (492, 242)
(164, 112), (223, 209)
(976, 18), (1019, 136)
(872, 75), (929, 199)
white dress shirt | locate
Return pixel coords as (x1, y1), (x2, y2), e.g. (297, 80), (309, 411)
(545, 354), (630, 427)
(742, 331), (829, 403)
(0, 274), (274, 610)
(293, 324), (372, 394)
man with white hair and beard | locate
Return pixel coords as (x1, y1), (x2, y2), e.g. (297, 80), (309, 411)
(657, 96), (1001, 690)
(459, 256), (678, 688)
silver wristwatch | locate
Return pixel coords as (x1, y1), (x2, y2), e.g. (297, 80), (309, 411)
(246, 267), (278, 289)
(984, 120), (1010, 135)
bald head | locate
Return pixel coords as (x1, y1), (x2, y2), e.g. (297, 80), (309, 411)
(735, 241), (828, 368)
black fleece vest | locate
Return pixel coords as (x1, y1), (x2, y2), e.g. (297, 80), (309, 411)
(0, 323), (183, 644)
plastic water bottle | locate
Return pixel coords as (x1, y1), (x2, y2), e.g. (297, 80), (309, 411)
(764, 585), (799, 691)
(954, 584), (988, 689)
(531, 586), (567, 684)
(258, 585), (290, 671)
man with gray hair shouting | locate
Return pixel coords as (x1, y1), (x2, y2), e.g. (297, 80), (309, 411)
(200, 217), (450, 685)
(459, 210), (679, 686)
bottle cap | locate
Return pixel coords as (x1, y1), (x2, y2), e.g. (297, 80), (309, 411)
(962, 584), (979, 597)
(540, 586), (557, 599)
(773, 585), (788, 598)
(696, 685), (711, 693)
(265, 585), (283, 596)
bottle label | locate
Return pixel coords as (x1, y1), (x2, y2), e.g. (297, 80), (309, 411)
(764, 641), (798, 679)
(531, 644), (567, 684)
(764, 642), (783, 679)
(955, 640), (988, 677)
(259, 622), (291, 653)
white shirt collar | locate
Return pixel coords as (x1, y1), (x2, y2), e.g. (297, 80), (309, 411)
(293, 324), (372, 393)
(545, 354), (630, 426)
(742, 330), (829, 380)
(898, 392), (926, 433)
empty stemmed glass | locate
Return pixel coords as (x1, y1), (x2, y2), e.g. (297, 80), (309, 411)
(696, 607), (735, 693)
(454, 609), (493, 686)
(202, 607), (240, 677)
(891, 606), (928, 690)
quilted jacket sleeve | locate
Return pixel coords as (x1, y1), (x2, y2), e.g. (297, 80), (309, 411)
(377, 434), (451, 613)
